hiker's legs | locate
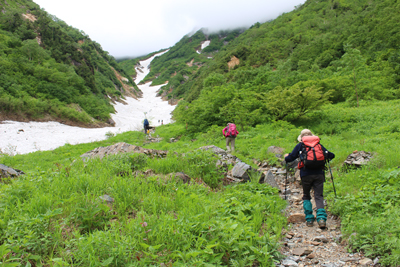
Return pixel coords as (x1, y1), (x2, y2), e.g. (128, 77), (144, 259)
(313, 174), (325, 210)
(313, 174), (327, 222)
(225, 137), (231, 152)
(301, 175), (315, 222)
(230, 137), (235, 153)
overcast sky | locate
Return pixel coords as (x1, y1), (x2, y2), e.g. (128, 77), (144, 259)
(33, 0), (306, 59)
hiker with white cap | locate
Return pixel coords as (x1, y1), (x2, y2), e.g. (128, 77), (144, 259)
(284, 129), (335, 229)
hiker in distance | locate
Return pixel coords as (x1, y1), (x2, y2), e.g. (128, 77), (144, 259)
(222, 123), (239, 153)
(284, 129), (335, 229)
(143, 118), (150, 134)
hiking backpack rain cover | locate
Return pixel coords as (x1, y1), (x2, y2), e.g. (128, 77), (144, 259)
(298, 136), (326, 169)
(227, 124), (238, 137)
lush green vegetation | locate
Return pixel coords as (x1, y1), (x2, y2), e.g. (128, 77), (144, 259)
(171, 0), (400, 130)
(0, 129), (286, 266)
(1, 99), (400, 266)
(0, 0), (137, 124)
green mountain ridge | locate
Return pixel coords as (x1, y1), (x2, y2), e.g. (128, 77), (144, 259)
(0, 0), (138, 126)
(165, 0), (400, 131)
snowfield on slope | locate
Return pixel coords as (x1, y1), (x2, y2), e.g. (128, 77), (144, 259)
(0, 51), (175, 155)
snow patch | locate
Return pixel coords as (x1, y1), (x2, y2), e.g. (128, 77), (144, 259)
(0, 50), (175, 155)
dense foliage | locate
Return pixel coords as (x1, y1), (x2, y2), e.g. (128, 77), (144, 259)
(0, 0), (137, 123)
(0, 130), (286, 266)
(170, 0), (400, 131)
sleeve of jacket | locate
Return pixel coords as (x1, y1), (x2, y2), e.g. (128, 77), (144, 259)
(285, 143), (302, 163)
(222, 127), (227, 137)
(321, 144), (335, 161)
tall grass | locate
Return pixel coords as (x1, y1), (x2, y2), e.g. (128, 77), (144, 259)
(2, 99), (400, 265)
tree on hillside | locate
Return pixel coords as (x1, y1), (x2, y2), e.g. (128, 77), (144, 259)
(340, 46), (365, 107)
(267, 84), (332, 121)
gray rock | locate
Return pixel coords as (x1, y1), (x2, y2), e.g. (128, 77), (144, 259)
(344, 151), (372, 167)
(80, 142), (167, 161)
(340, 257), (359, 262)
(231, 162), (253, 181)
(281, 259), (298, 267)
(359, 258), (373, 266)
(276, 169), (287, 174)
(99, 194), (114, 204)
(107, 118), (116, 126)
(199, 145), (227, 156)
(262, 170), (279, 189)
(286, 158), (300, 169)
(287, 256), (300, 262)
(292, 247), (312, 256)
(313, 235), (329, 243)
(0, 164), (25, 178)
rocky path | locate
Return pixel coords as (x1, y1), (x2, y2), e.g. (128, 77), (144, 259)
(275, 169), (376, 267)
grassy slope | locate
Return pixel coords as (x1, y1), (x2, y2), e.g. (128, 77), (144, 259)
(1, 99), (400, 265)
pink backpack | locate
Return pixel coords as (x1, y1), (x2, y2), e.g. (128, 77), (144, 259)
(226, 124), (238, 137)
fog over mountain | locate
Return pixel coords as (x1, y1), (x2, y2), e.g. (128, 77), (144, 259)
(33, 0), (306, 58)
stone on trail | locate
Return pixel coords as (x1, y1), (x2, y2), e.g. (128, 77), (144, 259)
(306, 253), (316, 259)
(231, 161), (254, 181)
(292, 247), (313, 256)
(340, 257), (359, 262)
(288, 213), (306, 223)
(313, 235), (329, 243)
(359, 258), (373, 266)
(281, 259), (298, 267)
(261, 170), (279, 189)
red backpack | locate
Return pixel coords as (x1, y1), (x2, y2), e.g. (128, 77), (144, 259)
(298, 136), (326, 169)
(226, 124), (238, 137)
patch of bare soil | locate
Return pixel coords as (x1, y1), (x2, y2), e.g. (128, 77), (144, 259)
(0, 112), (111, 128)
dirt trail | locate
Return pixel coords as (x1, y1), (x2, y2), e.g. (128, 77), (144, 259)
(276, 170), (376, 267)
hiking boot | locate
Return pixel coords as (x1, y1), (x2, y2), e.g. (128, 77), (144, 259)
(306, 221), (314, 227)
(318, 220), (326, 229)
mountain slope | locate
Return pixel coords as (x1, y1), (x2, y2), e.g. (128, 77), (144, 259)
(0, 0), (138, 126)
(118, 28), (244, 103)
(168, 0), (400, 131)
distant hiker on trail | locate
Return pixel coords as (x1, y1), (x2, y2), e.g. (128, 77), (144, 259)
(143, 119), (149, 134)
(222, 123), (239, 153)
(161, 120), (163, 125)
(284, 129), (335, 229)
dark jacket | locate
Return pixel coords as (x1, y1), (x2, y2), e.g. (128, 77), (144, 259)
(285, 141), (335, 177)
(144, 119), (149, 128)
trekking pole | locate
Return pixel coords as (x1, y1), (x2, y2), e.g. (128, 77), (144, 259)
(327, 160), (337, 198)
(285, 162), (288, 200)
